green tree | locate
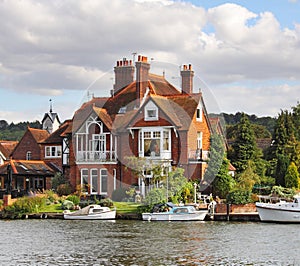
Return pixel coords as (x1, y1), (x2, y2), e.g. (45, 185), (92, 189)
(236, 161), (260, 192)
(230, 113), (257, 173)
(275, 154), (290, 186)
(292, 102), (300, 141)
(203, 134), (225, 191)
(285, 162), (299, 189)
(212, 157), (236, 199)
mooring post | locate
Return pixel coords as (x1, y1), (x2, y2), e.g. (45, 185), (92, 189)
(226, 203), (230, 221)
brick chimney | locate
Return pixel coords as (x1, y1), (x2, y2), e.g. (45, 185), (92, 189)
(135, 55), (150, 106)
(113, 58), (135, 93)
(181, 64), (194, 94)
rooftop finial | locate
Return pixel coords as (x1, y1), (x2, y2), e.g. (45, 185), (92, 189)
(49, 99), (53, 113)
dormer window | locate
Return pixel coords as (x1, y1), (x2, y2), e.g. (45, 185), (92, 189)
(144, 101), (158, 121)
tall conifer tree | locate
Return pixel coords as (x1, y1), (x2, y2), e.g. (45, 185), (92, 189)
(231, 113), (257, 173)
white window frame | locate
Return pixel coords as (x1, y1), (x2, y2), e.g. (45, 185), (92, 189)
(45, 146), (62, 158)
(26, 151), (32, 160)
(81, 169), (89, 194)
(90, 168), (99, 194)
(197, 132), (203, 150)
(196, 102), (203, 122)
(100, 168), (108, 195)
(139, 127), (171, 159)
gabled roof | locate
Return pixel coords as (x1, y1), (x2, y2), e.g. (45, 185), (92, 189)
(42, 112), (61, 124)
(0, 141), (18, 159)
(93, 107), (113, 130)
(42, 120), (72, 144)
(148, 73), (181, 96)
(70, 66), (211, 135)
(28, 127), (49, 143)
(118, 93), (203, 131)
(106, 73), (181, 116)
(0, 160), (56, 176)
(72, 104), (113, 134)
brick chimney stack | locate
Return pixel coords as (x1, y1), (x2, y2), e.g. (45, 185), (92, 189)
(114, 58), (135, 93)
(135, 55), (150, 106)
(181, 64), (194, 94)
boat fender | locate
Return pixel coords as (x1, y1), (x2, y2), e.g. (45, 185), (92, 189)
(40, 213), (47, 219)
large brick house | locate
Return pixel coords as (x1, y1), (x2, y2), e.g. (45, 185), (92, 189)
(0, 55), (213, 199)
(62, 55), (212, 197)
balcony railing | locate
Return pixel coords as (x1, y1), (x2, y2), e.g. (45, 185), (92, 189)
(76, 151), (117, 162)
(188, 149), (209, 161)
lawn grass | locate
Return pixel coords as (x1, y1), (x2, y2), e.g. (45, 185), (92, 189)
(113, 202), (142, 214)
(38, 202), (142, 214)
(38, 203), (63, 213)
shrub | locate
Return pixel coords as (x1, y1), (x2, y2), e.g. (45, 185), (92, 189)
(2, 196), (47, 218)
(61, 200), (75, 210)
(57, 184), (72, 196)
(226, 189), (252, 204)
(66, 195), (80, 205)
(99, 198), (114, 207)
(44, 190), (60, 203)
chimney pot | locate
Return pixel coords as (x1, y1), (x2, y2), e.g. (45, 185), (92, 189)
(189, 64), (192, 70)
(138, 55), (141, 61)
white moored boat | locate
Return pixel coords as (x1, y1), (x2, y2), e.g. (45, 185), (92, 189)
(142, 204), (208, 221)
(255, 196), (300, 223)
(64, 204), (116, 220)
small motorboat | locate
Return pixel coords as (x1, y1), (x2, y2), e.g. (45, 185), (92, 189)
(63, 204), (116, 220)
(142, 204), (208, 221)
(255, 196), (300, 223)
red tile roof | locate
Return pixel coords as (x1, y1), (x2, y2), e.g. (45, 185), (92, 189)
(0, 141), (18, 158)
(28, 127), (49, 143)
(0, 160), (56, 176)
(42, 120), (71, 144)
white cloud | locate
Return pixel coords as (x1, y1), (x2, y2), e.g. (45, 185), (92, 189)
(0, 0), (300, 122)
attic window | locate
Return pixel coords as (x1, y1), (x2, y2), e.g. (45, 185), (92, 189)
(26, 151), (32, 160)
(144, 102), (158, 121)
(196, 103), (203, 122)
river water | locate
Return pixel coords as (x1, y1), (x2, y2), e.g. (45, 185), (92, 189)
(0, 219), (299, 265)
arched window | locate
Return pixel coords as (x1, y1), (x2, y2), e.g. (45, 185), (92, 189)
(26, 151), (32, 160)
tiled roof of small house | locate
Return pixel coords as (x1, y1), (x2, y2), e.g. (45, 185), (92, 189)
(42, 120), (71, 144)
(0, 160), (56, 176)
(0, 141), (18, 158)
(28, 127), (49, 143)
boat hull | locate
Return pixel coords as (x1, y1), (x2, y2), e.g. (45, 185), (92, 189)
(142, 210), (207, 221)
(256, 203), (300, 223)
(64, 210), (116, 220)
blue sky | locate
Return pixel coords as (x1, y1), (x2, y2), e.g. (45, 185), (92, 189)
(0, 0), (300, 123)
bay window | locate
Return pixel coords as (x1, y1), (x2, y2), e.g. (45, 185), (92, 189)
(139, 128), (171, 159)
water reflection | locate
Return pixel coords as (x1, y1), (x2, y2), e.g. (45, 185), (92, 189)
(0, 220), (299, 265)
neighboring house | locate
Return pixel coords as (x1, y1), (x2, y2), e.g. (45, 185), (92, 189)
(11, 127), (49, 161)
(63, 55), (212, 197)
(0, 127), (61, 198)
